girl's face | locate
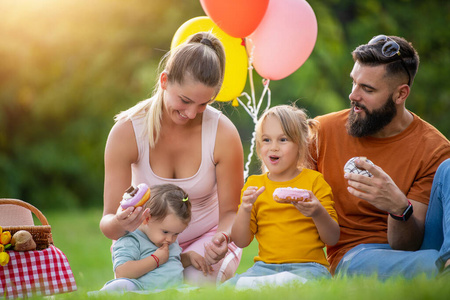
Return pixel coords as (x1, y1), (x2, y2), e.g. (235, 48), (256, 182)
(259, 115), (300, 182)
(142, 213), (188, 247)
(161, 72), (216, 125)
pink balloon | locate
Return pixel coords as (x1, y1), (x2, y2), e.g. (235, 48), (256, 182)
(246, 0), (318, 80)
(200, 0), (269, 38)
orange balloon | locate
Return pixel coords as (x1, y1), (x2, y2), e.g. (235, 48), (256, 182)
(200, 0), (269, 38)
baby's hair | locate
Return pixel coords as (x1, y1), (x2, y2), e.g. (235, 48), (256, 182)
(143, 184), (191, 224)
(255, 104), (318, 172)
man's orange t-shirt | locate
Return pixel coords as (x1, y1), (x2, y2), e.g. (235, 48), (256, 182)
(314, 109), (450, 274)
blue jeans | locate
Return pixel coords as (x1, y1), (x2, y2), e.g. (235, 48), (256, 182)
(335, 158), (450, 279)
(223, 261), (331, 287)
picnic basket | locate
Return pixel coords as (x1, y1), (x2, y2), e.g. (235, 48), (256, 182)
(0, 198), (77, 299)
(0, 198), (53, 250)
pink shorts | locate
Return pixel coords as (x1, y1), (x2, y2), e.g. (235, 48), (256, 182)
(180, 226), (242, 286)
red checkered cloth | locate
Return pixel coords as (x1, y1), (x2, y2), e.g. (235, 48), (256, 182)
(0, 245), (77, 299)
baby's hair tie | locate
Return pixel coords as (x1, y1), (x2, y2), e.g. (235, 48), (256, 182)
(182, 197), (189, 202)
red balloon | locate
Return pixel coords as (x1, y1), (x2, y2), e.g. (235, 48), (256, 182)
(200, 0), (269, 38)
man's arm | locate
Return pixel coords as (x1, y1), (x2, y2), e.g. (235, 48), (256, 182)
(387, 199), (427, 250)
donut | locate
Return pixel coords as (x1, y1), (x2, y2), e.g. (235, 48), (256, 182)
(273, 187), (310, 203)
(120, 183), (151, 209)
(344, 156), (375, 177)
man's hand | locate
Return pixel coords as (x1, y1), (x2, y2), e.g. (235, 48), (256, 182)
(344, 157), (409, 214)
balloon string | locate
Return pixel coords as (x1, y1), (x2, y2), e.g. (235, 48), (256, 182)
(256, 79), (271, 113)
(236, 93), (254, 118)
(246, 39), (257, 111)
(236, 38), (272, 180)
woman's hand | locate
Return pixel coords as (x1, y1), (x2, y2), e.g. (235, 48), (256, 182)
(183, 251), (213, 276)
(203, 232), (228, 265)
(115, 206), (150, 234)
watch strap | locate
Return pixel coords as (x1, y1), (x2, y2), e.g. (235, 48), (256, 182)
(389, 200), (413, 221)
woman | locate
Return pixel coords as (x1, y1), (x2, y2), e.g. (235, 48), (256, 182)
(100, 32), (244, 285)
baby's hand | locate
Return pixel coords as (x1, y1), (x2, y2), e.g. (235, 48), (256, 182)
(187, 251), (213, 276)
(291, 191), (323, 217)
(153, 243), (170, 266)
(241, 186), (265, 212)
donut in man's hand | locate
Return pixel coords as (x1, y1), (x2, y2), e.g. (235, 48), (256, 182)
(344, 156), (375, 177)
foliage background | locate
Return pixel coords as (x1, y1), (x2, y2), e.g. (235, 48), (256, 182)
(1, 0), (449, 209)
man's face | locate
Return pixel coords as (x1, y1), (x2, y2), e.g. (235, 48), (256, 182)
(346, 93), (397, 137)
(346, 62), (397, 137)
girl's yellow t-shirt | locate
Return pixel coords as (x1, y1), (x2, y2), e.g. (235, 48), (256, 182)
(243, 169), (337, 267)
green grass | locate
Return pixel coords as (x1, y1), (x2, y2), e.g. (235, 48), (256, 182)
(24, 208), (450, 299)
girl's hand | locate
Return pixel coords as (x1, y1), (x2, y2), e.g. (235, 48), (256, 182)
(241, 186), (265, 212)
(115, 206), (150, 234)
(154, 243), (170, 266)
(204, 232), (228, 265)
(291, 191), (324, 217)
(186, 251), (213, 276)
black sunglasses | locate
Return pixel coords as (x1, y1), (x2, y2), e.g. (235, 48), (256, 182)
(368, 35), (411, 86)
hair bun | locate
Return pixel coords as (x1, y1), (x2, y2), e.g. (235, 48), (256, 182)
(200, 38), (213, 48)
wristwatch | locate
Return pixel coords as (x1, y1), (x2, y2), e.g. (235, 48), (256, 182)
(389, 200), (413, 221)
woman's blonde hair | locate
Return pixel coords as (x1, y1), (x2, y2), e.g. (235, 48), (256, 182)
(255, 104), (318, 172)
(114, 31), (225, 148)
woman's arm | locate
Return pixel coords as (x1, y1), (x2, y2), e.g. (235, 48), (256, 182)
(215, 115), (244, 234)
(100, 120), (149, 240)
(203, 115), (244, 264)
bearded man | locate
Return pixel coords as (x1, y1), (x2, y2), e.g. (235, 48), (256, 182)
(312, 35), (450, 279)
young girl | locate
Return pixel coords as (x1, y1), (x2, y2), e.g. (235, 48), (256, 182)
(101, 184), (211, 292)
(226, 105), (340, 287)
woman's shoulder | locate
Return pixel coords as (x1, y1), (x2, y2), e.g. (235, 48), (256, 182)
(109, 119), (135, 143)
(106, 118), (139, 164)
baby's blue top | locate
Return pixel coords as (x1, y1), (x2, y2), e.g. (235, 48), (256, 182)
(109, 229), (184, 290)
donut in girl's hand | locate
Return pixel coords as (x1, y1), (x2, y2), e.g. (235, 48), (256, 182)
(344, 156), (375, 177)
(120, 183), (150, 209)
(273, 187), (311, 203)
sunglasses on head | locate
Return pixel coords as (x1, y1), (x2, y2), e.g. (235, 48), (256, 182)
(368, 35), (411, 86)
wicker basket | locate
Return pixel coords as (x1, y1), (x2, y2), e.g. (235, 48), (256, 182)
(0, 198), (53, 250)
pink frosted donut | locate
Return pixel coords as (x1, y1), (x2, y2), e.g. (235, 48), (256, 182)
(120, 183), (150, 209)
(273, 187), (310, 203)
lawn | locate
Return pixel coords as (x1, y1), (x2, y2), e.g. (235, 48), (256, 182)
(22, 208), (449, 299)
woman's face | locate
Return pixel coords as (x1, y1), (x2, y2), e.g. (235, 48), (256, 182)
(161, 73), (217, 125)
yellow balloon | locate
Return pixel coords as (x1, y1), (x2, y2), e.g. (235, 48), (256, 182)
(171, 16), (248, 102)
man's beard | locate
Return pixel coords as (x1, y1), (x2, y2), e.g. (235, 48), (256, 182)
(346, 95), (397, 137)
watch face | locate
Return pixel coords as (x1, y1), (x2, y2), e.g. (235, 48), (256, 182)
(390, 201), (413, 221)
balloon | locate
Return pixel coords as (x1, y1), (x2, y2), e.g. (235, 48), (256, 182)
(246, 0), (318, 80)
(171, 16), (248, 102)
(200, 0), (269, 38)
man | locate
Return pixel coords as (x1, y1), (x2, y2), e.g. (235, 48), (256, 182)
(313, 34), (450, 279)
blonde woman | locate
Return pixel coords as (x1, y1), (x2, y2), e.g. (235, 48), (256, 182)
(100, 32), (244, 286)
